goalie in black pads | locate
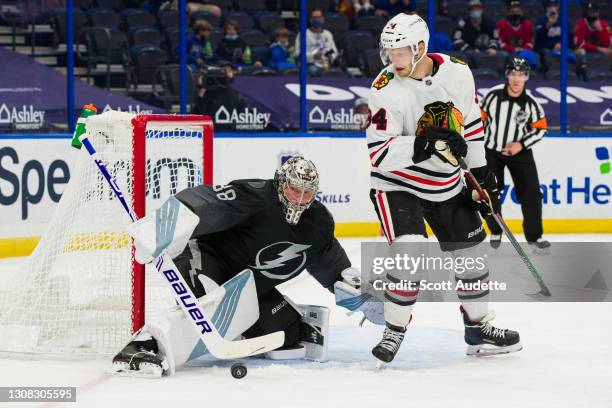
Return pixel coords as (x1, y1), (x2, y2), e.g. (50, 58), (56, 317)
(112, 156), (382, 377)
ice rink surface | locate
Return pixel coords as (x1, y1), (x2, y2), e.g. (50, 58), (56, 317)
(1, 236), (611, 408)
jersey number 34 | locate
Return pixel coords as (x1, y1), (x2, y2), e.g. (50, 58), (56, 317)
(366, 108), (387, 131)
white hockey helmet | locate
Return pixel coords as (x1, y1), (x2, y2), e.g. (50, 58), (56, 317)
(380, 13), (430, 74)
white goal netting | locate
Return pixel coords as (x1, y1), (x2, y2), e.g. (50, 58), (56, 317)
(0, 111), (210, 356)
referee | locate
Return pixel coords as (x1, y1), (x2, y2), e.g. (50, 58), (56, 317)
(480, 57), (550, 250)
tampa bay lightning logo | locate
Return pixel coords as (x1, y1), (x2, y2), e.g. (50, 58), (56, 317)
(249, 241), (311, 280)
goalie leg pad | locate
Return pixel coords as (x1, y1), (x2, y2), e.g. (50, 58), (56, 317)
(134, 269), (261, 375)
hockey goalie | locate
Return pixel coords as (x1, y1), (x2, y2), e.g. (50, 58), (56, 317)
(111, 156), (382, 377)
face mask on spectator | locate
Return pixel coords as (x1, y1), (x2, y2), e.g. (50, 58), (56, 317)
(546, 8), (558, 18)
(226, 34), (239, 40)
(586, 15), (598, 24)
(470, 10), (482, 20)
(508, 14), (523, 26)
(311, 18), (322, 29)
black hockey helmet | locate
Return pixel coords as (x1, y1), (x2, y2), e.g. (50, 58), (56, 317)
(505, 57), (530, 78)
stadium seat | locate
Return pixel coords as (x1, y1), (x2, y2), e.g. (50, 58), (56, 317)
(122, 9), (157, 31)
(343, 30), (375, 67)
(158, 10), (178, 30)
(356, 15), (386, 38)
(360, 48), (385, 78)
(207, 0), (234, 10)
(282, 67), (299, 75)
(251, 46), (269, 64)
(237, 0), (267, 13)
(307, 0), (332, 13)
(88, 8), (120, 28)
(131, 28), (163, 48)
(164, 27), (179, 54)
(130, 45), (168, 86)
(241, 29), (270, 47)
(257, 12), (285, 34)
(89, 26), (127, 62)
(278, 0), (298, 12)
(435, 16), (455, 38)
(323, 12), (349, 33)
(224, 12), (255, 30)
(53, 9), (89, 45)
(78, 0), (94, 11)
(586, 53), (612, 72)
(190, 11), (221, 27)
(474, 53), (508, 74)
(95, 0), (122, 11)
(209, 28), (225, 49)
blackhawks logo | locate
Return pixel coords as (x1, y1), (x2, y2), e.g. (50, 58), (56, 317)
(415, 101), (465, 136)
(372, 70), (394, 90)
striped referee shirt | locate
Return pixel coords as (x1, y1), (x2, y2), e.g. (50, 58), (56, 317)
(480, 84), (547, 152)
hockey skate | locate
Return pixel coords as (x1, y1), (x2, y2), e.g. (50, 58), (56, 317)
(111, 336), (168, 378)
(372, 324), (405, 368)
(462, 307), (522, 356)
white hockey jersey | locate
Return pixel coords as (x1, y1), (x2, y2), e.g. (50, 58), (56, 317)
(366, 53), (486, 202)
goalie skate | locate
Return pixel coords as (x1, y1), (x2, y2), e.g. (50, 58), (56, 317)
(111, 337), (169, 378)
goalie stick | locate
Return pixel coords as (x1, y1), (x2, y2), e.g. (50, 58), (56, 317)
(434, 140), (552, 297)
(79, 135), (285, 359)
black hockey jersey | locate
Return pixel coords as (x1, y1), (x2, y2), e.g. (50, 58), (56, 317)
(175, 179), (351, 293)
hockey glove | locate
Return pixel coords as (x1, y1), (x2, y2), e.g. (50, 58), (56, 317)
(423, 126), (468, 166)
(466, 166), (501, 217)
(334, 268), (384, 326)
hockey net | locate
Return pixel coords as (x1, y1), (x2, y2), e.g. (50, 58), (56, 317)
(0, 111), (213, 356)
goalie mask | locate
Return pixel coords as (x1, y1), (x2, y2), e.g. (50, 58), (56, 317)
(274, 156), (319, 225)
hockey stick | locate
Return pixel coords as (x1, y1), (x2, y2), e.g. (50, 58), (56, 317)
(79, 136), (285, 359)
(455, 157), (551, 297)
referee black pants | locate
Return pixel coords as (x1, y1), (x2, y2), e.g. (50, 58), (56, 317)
(485, 148), (543, 242)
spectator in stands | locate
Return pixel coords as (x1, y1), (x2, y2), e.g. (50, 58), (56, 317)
(180, 19), (215, 69)
(374, 0), (415, 19)
(295, 9), (340, 77)
(267, 27), (297, 71)
(216, 20), (261, 70)
(453, 0), (503, 65)
(535, 1), (578, 73)
(574, 3), (611, 56)
(496, 1), (539, 68)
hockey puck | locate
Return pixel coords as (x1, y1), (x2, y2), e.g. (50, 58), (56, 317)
(230, 363), (247, 379)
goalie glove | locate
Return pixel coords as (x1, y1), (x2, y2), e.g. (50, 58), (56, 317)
(126, 196), (200, 264)
(334, 268), (384, 326)
(466, 166), (502, 217)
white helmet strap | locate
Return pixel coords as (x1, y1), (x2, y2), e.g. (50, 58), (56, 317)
(408, 42), (426, 77)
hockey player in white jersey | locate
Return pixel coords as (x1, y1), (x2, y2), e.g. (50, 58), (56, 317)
(367, 13), (522, 364)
